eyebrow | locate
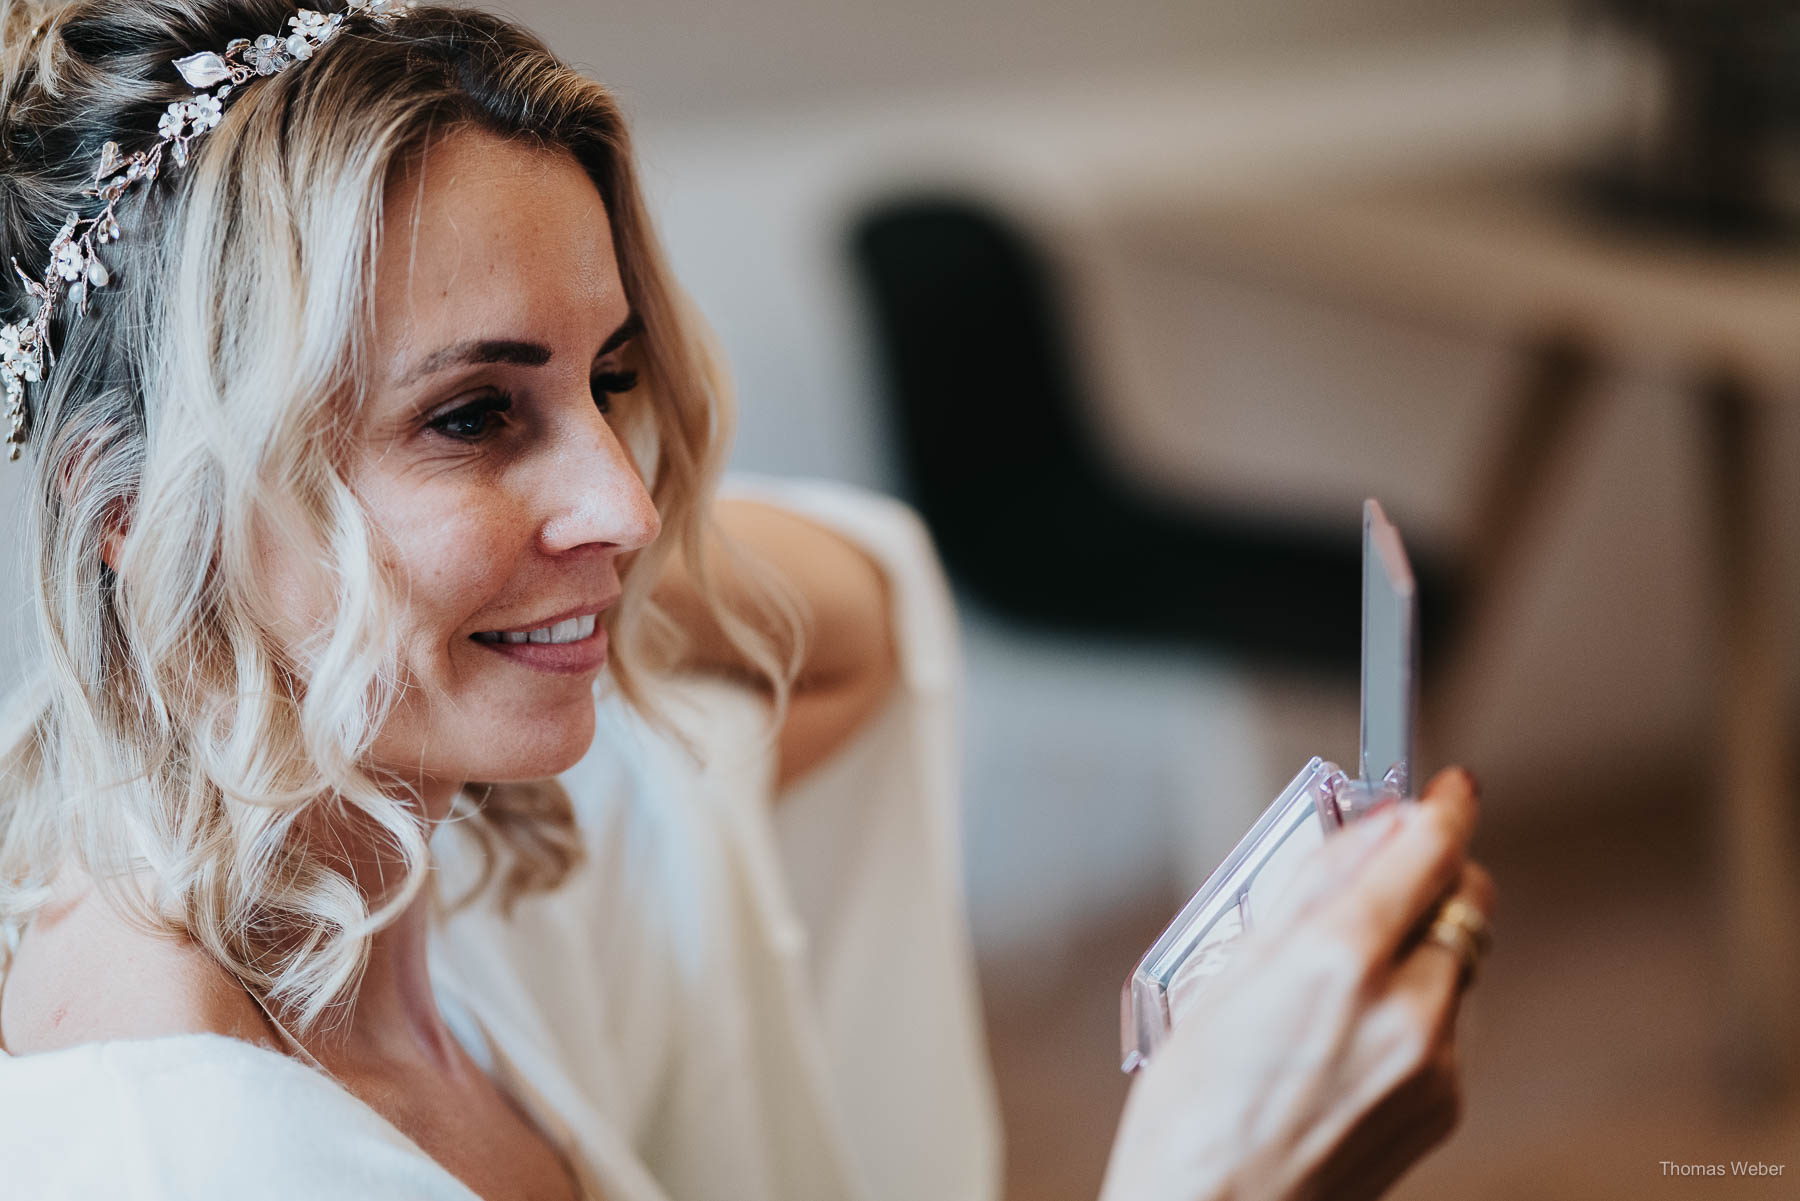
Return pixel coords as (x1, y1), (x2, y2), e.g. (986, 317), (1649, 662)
(393, 310), (643, 387)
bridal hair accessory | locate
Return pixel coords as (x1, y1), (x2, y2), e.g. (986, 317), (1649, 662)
(1, 0), (417, 460)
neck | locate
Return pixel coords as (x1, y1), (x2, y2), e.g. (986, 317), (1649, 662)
(300, 773), (468, 1075)
(331, 886), (462, 1070)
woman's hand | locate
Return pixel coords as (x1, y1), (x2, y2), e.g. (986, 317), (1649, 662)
(1100, 767), (1494, 1201)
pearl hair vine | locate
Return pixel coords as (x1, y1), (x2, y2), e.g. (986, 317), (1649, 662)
(1, 0), (417, 461)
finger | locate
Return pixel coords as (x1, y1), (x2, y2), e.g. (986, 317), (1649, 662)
(1460, 860), (1498, 923)
(1323, 767), (1480, 962)
(1387, 861), (1496, 1036)
(1255, 803), (1409, 938)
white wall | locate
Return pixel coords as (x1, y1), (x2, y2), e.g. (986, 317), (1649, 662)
(507, 0), (1555, 122)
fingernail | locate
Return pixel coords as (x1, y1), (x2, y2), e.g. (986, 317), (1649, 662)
(1428, 766), (1476, 800)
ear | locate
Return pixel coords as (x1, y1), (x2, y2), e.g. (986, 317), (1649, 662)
(100, 516), (125, 573)
(50, 427), (131, 572)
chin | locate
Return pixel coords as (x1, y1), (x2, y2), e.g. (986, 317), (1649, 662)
(464, 704), (599, 783)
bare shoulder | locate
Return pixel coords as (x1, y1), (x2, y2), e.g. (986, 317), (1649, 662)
(1, 868), (269, 1055)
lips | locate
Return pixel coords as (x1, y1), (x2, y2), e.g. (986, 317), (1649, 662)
(468, 597), (618, 675)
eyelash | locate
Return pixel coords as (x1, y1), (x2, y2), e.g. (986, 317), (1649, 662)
(426, 370), (642, 442)
(428, 390), (513, 441)
(592, 369), (639, 414)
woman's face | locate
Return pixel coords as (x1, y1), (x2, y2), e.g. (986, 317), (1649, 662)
(324, 128), (660, 802)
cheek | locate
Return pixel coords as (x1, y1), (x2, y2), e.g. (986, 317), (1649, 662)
(371, 480), (526, 674)
(354, 468), (599, 783)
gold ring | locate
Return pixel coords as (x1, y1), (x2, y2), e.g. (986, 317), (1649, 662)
(1425, 897), (1492, 983)
(1436, 896), (1493, 955)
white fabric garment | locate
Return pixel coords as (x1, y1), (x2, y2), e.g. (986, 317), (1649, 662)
(0, 477), (1003, 1201)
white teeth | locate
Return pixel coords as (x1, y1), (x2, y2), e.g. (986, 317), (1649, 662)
(475, 613), (600, 646)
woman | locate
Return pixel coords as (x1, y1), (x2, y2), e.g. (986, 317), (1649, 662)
(0, 3), (1495, 1200)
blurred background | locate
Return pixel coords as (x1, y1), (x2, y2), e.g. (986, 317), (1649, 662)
(7, 0), (1800, 1196)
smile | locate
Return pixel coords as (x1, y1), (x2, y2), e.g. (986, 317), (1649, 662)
(472, 613), (600, 645)
(469, 609), (611, 677)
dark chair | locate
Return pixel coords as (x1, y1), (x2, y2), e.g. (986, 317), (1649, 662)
(847, 195), (1461, 675)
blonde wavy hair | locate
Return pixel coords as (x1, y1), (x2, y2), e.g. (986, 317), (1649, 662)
(0, 0), (798, 1032)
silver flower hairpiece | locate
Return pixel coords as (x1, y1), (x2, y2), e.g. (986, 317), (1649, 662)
(1, 0), (416, 460)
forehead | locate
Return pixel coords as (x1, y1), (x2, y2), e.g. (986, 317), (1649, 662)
(373, 129), (623, 358)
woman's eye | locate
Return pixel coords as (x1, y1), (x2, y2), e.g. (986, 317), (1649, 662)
(591, 369), (639, 414)
(428, 392), (513, 442)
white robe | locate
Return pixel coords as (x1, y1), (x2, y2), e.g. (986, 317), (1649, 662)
(0, 477), (1003, 1201)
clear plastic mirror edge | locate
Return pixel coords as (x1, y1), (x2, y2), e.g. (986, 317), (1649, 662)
(1120, 757), (1348, 1073)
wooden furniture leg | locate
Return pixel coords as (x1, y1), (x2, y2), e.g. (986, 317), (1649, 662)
(1698, 367), (1799, 1102)
(1429, 329), (1600, 740)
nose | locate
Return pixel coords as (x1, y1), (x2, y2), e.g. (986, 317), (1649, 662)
(537, 405), (662, 556)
